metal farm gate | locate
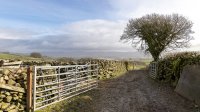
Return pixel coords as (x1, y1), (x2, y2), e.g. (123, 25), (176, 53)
(32, 64), (98, 111)
(149, 62), (158, 79)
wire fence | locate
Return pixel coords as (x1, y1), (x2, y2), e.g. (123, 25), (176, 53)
(32, 64), (98, 111)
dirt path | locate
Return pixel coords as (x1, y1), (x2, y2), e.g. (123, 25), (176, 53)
(89, 70), (196, 112)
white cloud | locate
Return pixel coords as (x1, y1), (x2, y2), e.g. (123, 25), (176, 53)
(61, 19), (135, 52)
(0, 19), (136, 54)
(0, 28), (36, 39)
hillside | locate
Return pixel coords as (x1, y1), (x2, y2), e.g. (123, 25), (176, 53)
(0, 53), (53, 62)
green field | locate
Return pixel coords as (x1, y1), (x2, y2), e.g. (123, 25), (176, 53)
(0, 53), (53, 61)
(0, 53), (37, 60)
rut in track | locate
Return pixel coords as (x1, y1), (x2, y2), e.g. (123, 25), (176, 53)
(89, 70), (196, 112)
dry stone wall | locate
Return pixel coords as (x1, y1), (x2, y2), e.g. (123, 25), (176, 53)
(0, 68), (27, 112)
(90, 59), (134, 79)
(0, 59), (134, 111)
(23, 59), (134, 79)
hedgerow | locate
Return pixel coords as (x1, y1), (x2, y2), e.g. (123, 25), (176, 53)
(157, 52), (200, 86)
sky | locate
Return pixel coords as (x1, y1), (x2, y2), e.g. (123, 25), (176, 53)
(0, 0), (199, 58)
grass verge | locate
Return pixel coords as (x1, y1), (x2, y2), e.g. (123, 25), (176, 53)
(35, 90), (99, 112)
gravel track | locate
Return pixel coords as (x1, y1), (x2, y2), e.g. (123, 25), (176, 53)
(90, 70), (196, 112)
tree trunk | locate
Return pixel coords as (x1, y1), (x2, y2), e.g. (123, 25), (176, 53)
(152, 52), (160, 61)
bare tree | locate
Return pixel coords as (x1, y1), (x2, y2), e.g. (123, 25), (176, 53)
(121, 13), (194, 61)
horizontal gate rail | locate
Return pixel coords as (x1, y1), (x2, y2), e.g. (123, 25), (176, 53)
(33, 64), (98, 111)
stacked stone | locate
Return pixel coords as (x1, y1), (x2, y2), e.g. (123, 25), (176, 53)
(0, 69), (27, 89)
(96, 60), (134, 79)
(0, 68), (27, 112)
(77, 59), (134, 79)
(0, 89), (25, 112)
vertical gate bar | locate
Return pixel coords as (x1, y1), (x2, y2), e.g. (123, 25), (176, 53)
(90, 65), (92, 88)
(96, 65), (99, 88)
(156, 62), (158, 78)
(55, 67), (58, 101)
(75, 66), (77, 92)
(152, 63), (153, 77)
(58, 67), (60, 101)
(87, 65), (89, 90)
(88, 65), (90, 89)
(151, 62), (154, 77)
(33, 66), (37, 111)
(66, 67), (71, 94)
(26, 66), (33, 112)
(154, 63), (155, 77)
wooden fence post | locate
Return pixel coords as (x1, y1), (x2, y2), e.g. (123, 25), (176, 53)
(27, 66), (33, 112)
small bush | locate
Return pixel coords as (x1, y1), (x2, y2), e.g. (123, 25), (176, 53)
(30, 52), (42, 58)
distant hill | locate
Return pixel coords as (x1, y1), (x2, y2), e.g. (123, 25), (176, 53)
(0, 52), (53, 61)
